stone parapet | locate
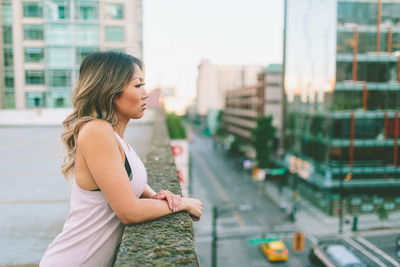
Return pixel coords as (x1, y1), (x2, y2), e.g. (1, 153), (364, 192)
(114, 109), (199, 267)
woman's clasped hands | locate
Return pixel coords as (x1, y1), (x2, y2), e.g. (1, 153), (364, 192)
(152, 190), (203, 221)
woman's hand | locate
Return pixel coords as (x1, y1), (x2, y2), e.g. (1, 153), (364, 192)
(180, 198), (203, 221)
(152, 190), (182, 212)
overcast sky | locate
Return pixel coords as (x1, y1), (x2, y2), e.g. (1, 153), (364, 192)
(143, 0), (284, 110)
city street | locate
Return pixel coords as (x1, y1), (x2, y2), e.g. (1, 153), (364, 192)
(190, 131), (312, 267)
(190, 131), (400, 267)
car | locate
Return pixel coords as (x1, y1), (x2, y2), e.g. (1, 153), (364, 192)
(260, 240), (289, 262)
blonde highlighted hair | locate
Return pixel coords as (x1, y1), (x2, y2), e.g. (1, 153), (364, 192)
(61, 51), (143, 180)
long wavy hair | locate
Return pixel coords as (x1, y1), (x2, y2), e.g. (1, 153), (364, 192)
(61, 51), (143, 180)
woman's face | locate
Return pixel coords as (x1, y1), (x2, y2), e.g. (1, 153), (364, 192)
(114, 65), (148, 120)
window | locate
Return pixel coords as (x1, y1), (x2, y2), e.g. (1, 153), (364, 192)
(358, 32), (376, 53)
(46, 47), (73, 67)
(55, 98), (65, 107)
(357, 62), (397, 82)
(47, 70), (72, 87)
(105, 26), (125, 42)
(25, 47), (44, 63)
(45, 24), (72, 45)
(3, 25), (12, 44)
(392, 33), (400, 52)
(75, 24), (99, 45)
(5, 69), (14, 88)
(76, 47), (98, 65)
(75, 0), (98, 20)
(2, 2), (12, 23)
(337, 2), (377, 25)
(24, 25), (44, 40)
(105, 3), (124, 19)
(23, 2), (43, 18)
(25, 70), (45, 85)
(26, 92), (45, 107)
(3, 48), (13, 67)
(4, 92), (15, 109)
(336, 62), (352, 81)
(332, 91), (362, 110)
(382, 3), (400, 26)
(46, 0), (70, 20)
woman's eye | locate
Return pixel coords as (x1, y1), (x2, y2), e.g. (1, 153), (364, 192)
(135, 83), (145, 88)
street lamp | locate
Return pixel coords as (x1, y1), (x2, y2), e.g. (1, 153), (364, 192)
(339, 172), (352, 234)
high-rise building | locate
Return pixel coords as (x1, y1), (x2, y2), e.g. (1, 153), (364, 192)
(222, 64), (283, 143)
(196, 59), (262, 116)
(0, 0), (143, 109)
(282, 0), (400, 215)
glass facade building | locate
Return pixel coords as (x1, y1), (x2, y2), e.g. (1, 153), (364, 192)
(0, 0), (143, 109)
(283, 0), (400, 215)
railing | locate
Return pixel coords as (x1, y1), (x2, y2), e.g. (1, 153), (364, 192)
(113, 109), (199, 267)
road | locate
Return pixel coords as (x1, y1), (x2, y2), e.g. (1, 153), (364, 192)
(190, 131), (400, 267)
(190, 132), (312, 267)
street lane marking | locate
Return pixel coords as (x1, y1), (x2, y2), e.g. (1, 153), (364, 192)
(355, 236), (400, 267)
(306, 232), (318, 245)
(193, 151), (246, 227)
(344, 237), (387, 267)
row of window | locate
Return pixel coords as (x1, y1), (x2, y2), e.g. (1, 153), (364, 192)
(4, 91), (72, 109)
(333, 91), (400, 111)
(25, 69), (73, 87)
(3, 47), (97, 67)
(22, 1), (124, 20)
(336, 61), (398, 82)
(285, 137), (400, 166)
(337, 2), (400, 26)
(4, 69), (74, 88)
(3, 24), (124, 45)
(337, 31), (400, 54)
(287, 112), (400, 140)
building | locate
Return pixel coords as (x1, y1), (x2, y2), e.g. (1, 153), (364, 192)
(282, 0), (400, 215)
(196, 59), (262, 116)
(223, 64), (283, 145)
(0, 0), (143, 109)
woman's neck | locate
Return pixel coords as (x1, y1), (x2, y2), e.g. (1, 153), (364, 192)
(113, 117), (129, 139)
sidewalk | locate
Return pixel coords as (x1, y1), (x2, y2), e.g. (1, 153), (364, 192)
(264, 181), (400, 237)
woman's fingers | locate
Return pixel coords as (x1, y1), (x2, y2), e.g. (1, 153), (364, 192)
(155, 190), (187, 213)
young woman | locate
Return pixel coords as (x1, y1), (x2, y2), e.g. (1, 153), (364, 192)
(40, 51), (203, 267)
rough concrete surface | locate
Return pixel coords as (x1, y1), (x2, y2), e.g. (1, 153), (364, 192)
(114, 110), (199, 267)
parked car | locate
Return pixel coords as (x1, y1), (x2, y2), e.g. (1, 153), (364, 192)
(260, 240), (289, 262)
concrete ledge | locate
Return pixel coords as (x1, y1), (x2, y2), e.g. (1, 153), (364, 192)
(114, 109), (199, 267)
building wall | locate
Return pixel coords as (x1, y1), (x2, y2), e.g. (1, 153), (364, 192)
(284, 0), (400, 215)
(1, 0), (143, 110)
(263, 67), (283, 137)
(196, 59), (263, 116)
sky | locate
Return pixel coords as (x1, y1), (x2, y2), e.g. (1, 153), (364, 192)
(143, 0), (284, 111)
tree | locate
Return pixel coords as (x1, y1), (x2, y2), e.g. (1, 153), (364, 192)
(228, 136), (245, 158)
(251, 115), (276, 168)
(166, 112), (187, 139)
(377, 204), (389, 227)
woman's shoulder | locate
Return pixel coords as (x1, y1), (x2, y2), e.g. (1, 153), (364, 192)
(77, 119), (115, 145)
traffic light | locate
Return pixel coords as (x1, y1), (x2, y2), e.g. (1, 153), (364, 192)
(293, 232), (305, 251)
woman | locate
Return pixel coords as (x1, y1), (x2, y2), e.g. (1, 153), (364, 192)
(40, 51), (203, 267)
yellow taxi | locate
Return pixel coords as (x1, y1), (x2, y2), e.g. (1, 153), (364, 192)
(260, 240), (289, 262)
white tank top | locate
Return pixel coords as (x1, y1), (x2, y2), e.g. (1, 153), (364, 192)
(40, 132), (147, 267)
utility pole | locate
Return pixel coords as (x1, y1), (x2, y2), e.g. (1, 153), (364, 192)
(212, 206), (218, 267)
(339, 173), (352, 234)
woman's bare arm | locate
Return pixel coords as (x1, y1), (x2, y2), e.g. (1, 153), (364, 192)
(78, 120), (202, 224)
